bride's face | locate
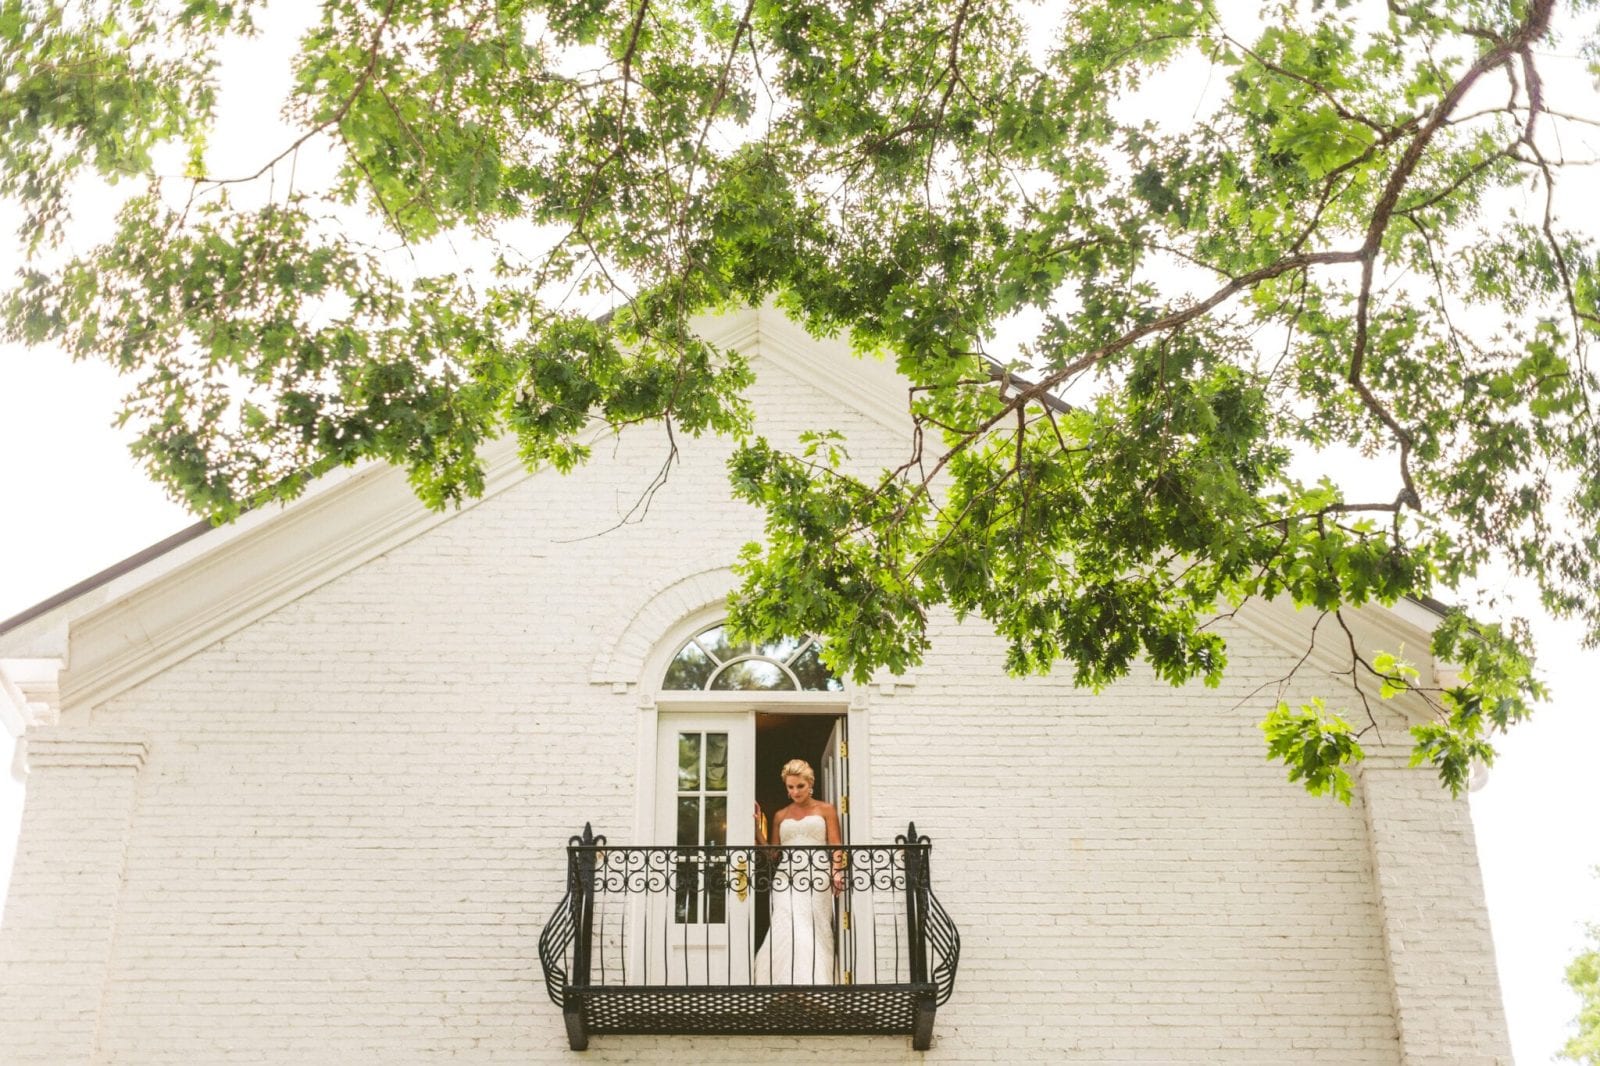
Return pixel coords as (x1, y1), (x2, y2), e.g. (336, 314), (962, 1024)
(784, 774), (812, 804)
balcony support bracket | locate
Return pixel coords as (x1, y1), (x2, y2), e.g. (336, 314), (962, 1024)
(911, 996), (936, 1051)
(563, 1003), (588, 1052)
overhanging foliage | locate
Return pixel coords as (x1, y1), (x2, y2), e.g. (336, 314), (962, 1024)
(4, 0), (1597, 796)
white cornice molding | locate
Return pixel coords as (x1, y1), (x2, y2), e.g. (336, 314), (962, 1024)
(0, 452), (407, 659)
(0, 657), (63, 738)
(0, 659), (59, 780)
(0, 665), (36, 741)
(691, 306), (762, 357)
(57, 433), (536, 712)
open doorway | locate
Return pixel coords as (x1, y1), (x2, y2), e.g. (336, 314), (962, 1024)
(753, 711), (846, 954)
(755, 712), (840, 815)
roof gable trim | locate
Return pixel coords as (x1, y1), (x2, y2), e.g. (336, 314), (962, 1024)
(58, 432), (532, 711)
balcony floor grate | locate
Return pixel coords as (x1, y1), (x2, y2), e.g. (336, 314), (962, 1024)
(571, 983), (934, 1037)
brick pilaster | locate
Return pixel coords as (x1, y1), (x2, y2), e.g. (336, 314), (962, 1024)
(1361, 759), (1512, 1065)
(0, 731), (148, 1065)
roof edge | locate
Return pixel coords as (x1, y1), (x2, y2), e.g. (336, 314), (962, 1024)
(0, 519), (212, 638)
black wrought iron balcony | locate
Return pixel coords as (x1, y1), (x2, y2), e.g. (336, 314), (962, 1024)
(539, 823), (959, 1050)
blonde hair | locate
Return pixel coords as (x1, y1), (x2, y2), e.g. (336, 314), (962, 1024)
(780, 759), (815, 785)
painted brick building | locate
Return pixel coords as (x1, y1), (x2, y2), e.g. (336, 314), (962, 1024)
(0, 307), (1509, 1063)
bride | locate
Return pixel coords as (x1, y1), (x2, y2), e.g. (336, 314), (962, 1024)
(752, 759), (844, 985)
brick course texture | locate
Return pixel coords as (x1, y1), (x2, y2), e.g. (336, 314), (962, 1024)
(0, 347), (1510, 1064)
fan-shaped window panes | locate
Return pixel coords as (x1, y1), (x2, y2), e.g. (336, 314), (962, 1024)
(710, 660), (793, 691)
(663, 624), (843, 692)
(662, 641), (715, 689)
(787, 641), (836, 690)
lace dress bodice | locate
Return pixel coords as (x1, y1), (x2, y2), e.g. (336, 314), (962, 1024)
(777, 812), (828, 845)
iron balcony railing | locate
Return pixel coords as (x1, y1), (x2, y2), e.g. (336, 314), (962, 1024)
(539, 823), (959, 1050)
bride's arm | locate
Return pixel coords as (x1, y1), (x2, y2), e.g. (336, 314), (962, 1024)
(755, 805), (784, 859)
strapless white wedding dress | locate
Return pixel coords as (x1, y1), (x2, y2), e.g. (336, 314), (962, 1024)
(753, 813), (835, 984)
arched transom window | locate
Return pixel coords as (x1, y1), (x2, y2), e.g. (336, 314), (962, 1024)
(663, 623), (843, 692)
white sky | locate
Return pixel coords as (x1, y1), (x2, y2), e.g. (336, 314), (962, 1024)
(2, 4), (1599, 1062)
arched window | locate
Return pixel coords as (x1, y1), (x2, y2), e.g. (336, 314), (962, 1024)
(662, 622), (843, 692)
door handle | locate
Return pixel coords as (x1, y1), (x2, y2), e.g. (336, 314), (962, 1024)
(732, 857), (750, 902)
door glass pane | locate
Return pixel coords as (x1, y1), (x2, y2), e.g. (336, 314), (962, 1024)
(705, 733), (728, 791)
(706, 798), (729, 921)
(675, 859), (697, 924)
(676, 795), (700, 846)
(675, 795), (701, 923)
(704, 796), (727, 846)
(706, 857), (727, 924)
(677, 733), (701, 790)
(700, 797), (726, 921)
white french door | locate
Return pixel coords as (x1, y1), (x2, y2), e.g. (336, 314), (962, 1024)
(818, 715), (875, 984)
(818, 716), (848, 842)
(647, 712), (755, 984)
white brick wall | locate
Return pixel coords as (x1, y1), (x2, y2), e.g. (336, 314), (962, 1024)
(866, 621), (1404, 1063)
(1361, 756), (1510, 1065)
(0, 343), (1509, 1063)
(0, 733), (148, 1065)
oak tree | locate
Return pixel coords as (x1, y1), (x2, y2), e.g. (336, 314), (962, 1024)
(4, 0), (1597, 797)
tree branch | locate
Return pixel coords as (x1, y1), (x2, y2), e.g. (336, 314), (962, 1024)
(193, 0), (399, 191)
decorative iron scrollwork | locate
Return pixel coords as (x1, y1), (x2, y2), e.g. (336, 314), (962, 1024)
(536, 822), (960, 1050)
